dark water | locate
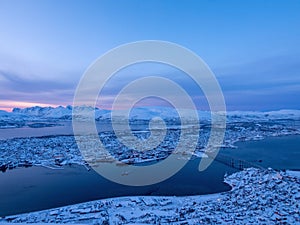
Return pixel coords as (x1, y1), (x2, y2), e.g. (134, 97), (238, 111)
(0, 158), (236, 217)
(1, 135), (299, 217)
(0, 122), (74, 140)
(221, 135), (300, 170)
(0, 121), (155, 140)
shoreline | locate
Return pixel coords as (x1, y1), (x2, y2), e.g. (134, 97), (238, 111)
(1, 133), (299, 173)
(0, 131), (299, 222)
(2, 168), (299, 224)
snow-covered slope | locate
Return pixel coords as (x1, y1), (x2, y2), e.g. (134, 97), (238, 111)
(12, 105), (73, 119)
(227, 110), (300, 122)
(1, 106), (299, 125)
(2, 168), (300, 224)
(0, 110), (27, 128)
(11, 105), (109, 120)
(128, 107), (212, 121)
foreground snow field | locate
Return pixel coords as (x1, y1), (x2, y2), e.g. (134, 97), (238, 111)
(1, 168), (299, 224)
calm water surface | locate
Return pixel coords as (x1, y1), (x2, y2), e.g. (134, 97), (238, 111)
(0, 158), (236, 217)
(0, 129), (299, 217)
(221, 135), (300, 170)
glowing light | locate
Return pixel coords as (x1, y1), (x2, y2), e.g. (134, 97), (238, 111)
(0, 100), (59, 112)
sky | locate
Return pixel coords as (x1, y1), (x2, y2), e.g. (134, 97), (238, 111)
(0, 0), (299, 111)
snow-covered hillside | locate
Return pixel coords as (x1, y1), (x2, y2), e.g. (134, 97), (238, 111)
(1, 105), (300, 128)
(2, 168), (299, 224)
(12, 105), (109, 119)
(5, 105), (300, 120)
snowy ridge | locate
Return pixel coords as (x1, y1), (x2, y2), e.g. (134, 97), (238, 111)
(1, 105), (300, 122)
(2, 168), (299, 224)
(11, 105), (109, 119)
(0, 106), (110, 128)
(227, 109), (300, 121)
(1, 105), (299, 129)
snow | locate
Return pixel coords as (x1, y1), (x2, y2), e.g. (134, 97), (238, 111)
(11, 105), (109, 120)
(1, 168), (299, 224)
(0, 107), (300, 223)
(0, 108), (299, 171)
(286, 170), (300, 179)
(1, 106), (300, 128)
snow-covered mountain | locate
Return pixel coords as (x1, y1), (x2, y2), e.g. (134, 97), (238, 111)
(226, 109), (300, 121)
(0, 110), (27, 128)
(1, 105), (299, 128)
(12, 106), (72, 118)
(11, 105), (109, 120)
(100, 106), (197, 121)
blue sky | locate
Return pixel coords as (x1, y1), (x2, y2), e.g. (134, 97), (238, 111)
(0, 0), (299, 111)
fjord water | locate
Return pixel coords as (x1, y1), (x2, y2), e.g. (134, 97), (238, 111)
(220, 135), (300, 170)
(0, 158), (236, 217)
(0, 121), (160, 140)
(0, 132), (299, 217)
(0, 122), (74, 140)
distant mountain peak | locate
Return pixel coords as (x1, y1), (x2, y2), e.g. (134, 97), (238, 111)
(2, 105), (300, 122)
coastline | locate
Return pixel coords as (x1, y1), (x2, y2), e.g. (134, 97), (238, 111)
(2, 168), (299, 224)
(0, 129), (299, 223)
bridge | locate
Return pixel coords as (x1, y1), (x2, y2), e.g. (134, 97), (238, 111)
(206, 152), (265, 171)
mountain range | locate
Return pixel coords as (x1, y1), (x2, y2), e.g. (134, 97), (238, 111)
(0, 105), (300, 126)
